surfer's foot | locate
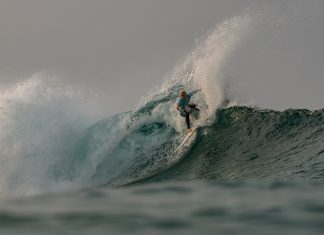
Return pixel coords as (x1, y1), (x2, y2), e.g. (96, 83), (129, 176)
(187, 128), (193, 132)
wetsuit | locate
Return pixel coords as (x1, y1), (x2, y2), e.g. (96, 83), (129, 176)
(176, 91), (199, 129)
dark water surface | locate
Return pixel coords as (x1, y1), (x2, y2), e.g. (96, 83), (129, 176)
(0, 181), (323, 235)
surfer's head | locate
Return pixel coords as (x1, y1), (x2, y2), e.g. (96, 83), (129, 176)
(180, 90), (187, 99)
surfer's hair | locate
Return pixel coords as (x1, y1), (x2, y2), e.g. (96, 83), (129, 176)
(180, 90), (187, 96)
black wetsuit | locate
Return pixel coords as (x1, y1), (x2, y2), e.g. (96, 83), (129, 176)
(179, 104), (199, 129)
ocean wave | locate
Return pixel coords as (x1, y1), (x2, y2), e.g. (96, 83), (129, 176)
(77, 106), (324, 187)
(1, 10), (323, 199)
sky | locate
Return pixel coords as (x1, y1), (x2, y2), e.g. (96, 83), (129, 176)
(0, 0), (323, 113)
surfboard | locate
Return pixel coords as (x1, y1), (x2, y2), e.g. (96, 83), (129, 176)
(173, 127), (198, 154)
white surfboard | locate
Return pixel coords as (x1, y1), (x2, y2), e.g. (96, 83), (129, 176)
(173, 127), (198, 154)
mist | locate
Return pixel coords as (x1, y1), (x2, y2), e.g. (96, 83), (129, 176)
(0, 0), (323, 115)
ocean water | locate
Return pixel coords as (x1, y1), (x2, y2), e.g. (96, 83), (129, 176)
(0, 181), (323, 235)
(0, 6), (324, 235)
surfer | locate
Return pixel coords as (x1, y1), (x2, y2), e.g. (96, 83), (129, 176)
(176, 90), (200, 131)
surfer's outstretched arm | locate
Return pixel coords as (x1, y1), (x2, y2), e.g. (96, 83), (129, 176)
(188, 89), (201, 97)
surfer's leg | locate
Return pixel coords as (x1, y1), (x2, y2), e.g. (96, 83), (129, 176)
(185, 112), (191, 129)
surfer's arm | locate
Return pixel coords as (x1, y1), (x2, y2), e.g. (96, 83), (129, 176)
(175, 98), (183, 111)
(176, 103), (188, 114)
(188, 89), (201, 97)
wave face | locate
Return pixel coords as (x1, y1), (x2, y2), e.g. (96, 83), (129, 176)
(140, 107), (324, 183)
(79, 106), (324, 187)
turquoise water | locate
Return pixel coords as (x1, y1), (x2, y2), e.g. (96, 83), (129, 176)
(0, 106), (323, 235)
(0, 78), (323, 235)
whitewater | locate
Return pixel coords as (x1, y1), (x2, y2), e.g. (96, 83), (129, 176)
(0, 14), (253, 197)
(0, 9), (323, 235)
